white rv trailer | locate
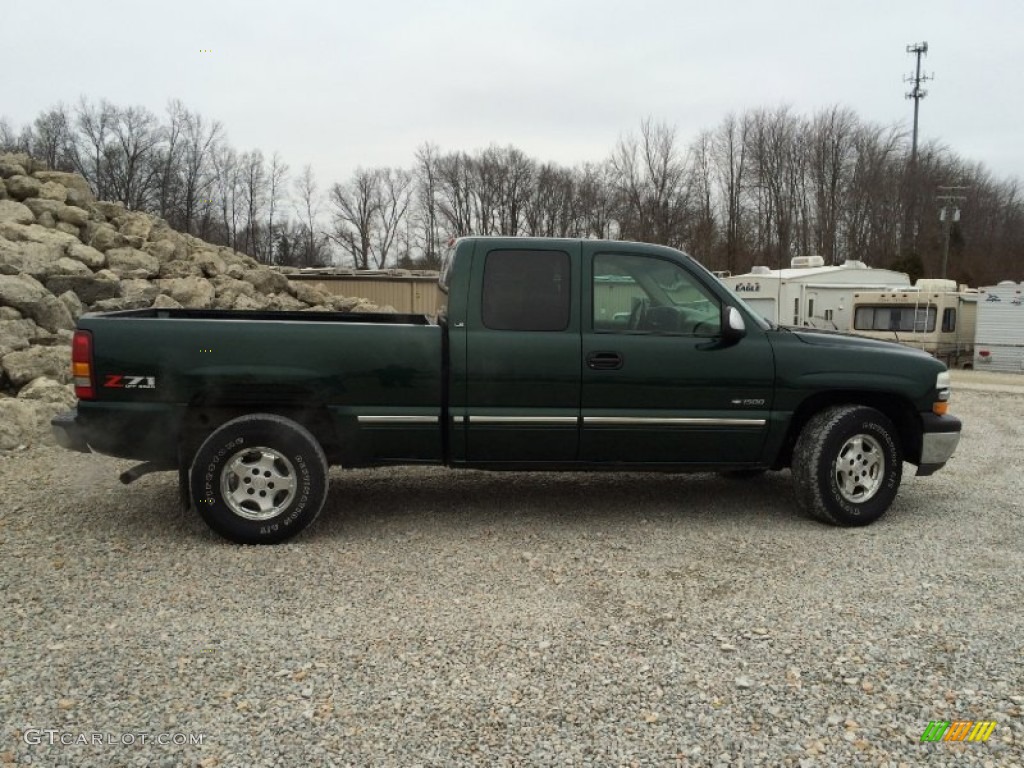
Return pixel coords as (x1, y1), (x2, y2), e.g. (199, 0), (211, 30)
(849, 280), (979, 369)
(974, 281), (1024, 373)
(720, 256), (911, 331)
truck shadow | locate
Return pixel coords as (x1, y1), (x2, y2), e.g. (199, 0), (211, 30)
(310, 468), (808, 539)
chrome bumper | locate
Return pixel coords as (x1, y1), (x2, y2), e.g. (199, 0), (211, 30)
(916, 413), (962, 476)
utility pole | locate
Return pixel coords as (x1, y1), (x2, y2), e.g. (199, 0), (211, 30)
(937, 186), (968, 280)
(903, 42), (931, 256)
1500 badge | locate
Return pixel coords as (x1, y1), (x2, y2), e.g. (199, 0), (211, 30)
(104, 375), (156, 389)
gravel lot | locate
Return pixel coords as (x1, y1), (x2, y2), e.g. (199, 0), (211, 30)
(1, 372), (1022, 767)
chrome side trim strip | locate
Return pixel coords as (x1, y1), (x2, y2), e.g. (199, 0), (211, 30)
(466, 416), (578, 425)
(357, 416), (438, 424)
(583, 417), (766, 427)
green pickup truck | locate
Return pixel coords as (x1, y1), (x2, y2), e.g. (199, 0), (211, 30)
(52, 237), (961, 543)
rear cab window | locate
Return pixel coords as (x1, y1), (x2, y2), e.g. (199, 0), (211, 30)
(482, 249), (571, 331)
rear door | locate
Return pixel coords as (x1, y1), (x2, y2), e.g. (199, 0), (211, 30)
(580, 244), (774, 465)
(459, 241), (581, 464)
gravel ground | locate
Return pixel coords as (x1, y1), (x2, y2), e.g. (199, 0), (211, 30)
(1, 373), (1022, 767)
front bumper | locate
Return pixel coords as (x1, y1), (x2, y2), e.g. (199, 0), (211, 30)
(916, 412), (962, 476)
(51, 409), (91, 454)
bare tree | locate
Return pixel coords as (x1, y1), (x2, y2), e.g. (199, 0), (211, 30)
(329, 168), (379, 269)
(74, 98), (117, 200)
(265, 152), (289, 264)
(295, 164), (328, 267)
(240, 149), (266, 258)
(105, 105), (162, 210)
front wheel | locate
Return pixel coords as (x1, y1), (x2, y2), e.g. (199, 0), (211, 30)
(189, 414), (329, 544)
(791, 405), (903, 526)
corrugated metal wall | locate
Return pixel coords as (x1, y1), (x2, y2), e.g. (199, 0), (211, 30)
(975, 282), (1024, 372)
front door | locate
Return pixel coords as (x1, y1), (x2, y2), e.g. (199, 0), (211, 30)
(580, 245), (774, 465)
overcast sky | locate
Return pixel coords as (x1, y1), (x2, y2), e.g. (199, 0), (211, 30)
(4, 0), (1022, 189)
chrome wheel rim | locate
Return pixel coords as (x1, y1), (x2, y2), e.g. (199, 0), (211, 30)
(834, 434), (885, 504)
(220, 446), (298, 521)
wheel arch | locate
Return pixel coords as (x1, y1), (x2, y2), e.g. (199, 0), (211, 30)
(774, 391), (922, 469)
(177, 398), (341, 469)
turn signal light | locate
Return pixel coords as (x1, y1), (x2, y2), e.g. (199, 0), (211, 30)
(72, 330), (95, 400)
(933, 401), (949, 415)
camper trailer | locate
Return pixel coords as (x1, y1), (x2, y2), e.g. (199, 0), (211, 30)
(974, 281), (1024, 372)
(720, 256), (911, 330)
(849, 280), (979, 369)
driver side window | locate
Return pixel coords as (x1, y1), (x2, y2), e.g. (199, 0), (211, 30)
(592, 253), (721, 336)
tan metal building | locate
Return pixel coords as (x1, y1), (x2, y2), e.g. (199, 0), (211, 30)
(286, 269), (443, 315)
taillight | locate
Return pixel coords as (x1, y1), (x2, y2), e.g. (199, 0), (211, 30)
(72, 330), (95, 399)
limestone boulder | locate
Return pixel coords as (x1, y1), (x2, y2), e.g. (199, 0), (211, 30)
(0, 155), (28, 179)
(232, 293), (269, 311)
(44, 275), (122, 306)
(5, 175), (41, 201)
(151, 294), (183, 310)
(159, 276), (215, 308)
(243, 268), (289, 295)
(0, 274), (74, 332)
(84, 221), (125, 252)
(158, 260), (203, 279)
(66, 242), (106, 270)
(194, 250), (227, 277)
(54, 257), (92, 277)
(0, 397), (39, 450)
(57, 205), (90, 227)
(2, 345), (72, 387)
(91, 200), (126, 222)
(57, 290), (85, 321)
(118, 212), (152, 243)
(288, 280), (332, 306)
(33, 172), (95, 205)
(17, 376), (76, 408)
(121, 279), (159, 305)
(105, 247), (159, 278)
(266, 292), (307, 311)
(0, 200), (34, 225)
(0, 240), (62, 281)
(0, 318), (38, 357)
(38, 182), (67, 202)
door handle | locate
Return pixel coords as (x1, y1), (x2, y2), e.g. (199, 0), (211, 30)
(586, 351), (623, 370)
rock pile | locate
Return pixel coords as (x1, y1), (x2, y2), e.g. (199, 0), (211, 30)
(0, 152), (386, 450)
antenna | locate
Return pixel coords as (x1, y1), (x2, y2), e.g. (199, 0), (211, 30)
(902, 42), (933, 257)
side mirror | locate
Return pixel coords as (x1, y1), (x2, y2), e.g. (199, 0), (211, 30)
(723, 306), (746, 341)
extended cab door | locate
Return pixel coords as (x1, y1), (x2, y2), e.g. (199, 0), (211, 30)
(455, 240), (581, 464)
(580, 243), (774, 464)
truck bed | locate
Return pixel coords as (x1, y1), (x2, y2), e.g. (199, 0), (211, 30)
(73, 307), (445, 466)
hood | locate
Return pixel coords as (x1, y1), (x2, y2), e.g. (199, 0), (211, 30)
(786, 327), (934, 358)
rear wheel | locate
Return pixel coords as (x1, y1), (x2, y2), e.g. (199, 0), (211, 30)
(189, 414), (328, 544)
(792, 405), (903, 526)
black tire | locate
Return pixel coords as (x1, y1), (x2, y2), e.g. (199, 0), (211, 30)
(189, 414), (328, 544)
(791, 405), (903, 526)
(718, 469), (767, 479)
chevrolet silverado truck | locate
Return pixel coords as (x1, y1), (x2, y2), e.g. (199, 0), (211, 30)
(52, 237), (961, 543)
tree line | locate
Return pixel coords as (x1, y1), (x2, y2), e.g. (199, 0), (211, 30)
(2, 99), (1021, 284)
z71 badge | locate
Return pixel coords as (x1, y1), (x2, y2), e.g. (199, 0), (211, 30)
(103, 375), (156, 389)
